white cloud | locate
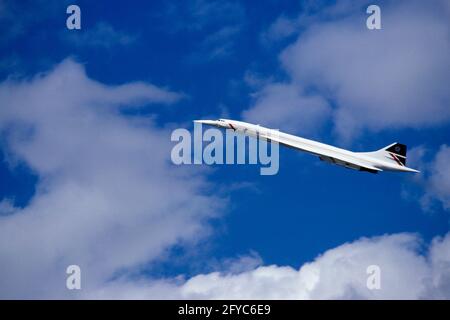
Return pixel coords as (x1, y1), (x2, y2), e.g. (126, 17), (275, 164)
(411, 145), (450, 211)
(0, 199), (15, 216)
(242, 83), (331, 135)
(426, 145), (450, 210)
(1, 72), (446, 298)
(245, 0), (450, 141)
(87, 232), (450, 299)
(260, 16), (298, 44)
(260, 0), (358, 45)
(177, 233), (449, 299)
(0, 59), (223, 298)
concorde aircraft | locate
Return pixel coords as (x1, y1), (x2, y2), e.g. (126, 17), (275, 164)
(194, 119), (419, 174)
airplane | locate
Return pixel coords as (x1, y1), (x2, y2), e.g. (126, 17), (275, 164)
(194, 119), (419, 174)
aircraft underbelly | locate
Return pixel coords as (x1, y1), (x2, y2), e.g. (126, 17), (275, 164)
(258, 131), (381, 173)
(319, 156), (361, 171)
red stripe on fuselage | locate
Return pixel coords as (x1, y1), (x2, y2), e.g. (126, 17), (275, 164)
(389, 153), (403, 166)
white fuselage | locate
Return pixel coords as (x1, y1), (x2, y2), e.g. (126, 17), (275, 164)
(195, 119), (419, 173)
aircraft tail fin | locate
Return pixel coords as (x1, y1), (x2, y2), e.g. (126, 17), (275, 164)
(375, 142), (407, 166)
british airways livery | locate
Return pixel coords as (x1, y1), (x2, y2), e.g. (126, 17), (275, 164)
(194, 119), (419, 174)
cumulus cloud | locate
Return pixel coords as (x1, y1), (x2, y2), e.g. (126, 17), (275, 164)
(409, 145), (450, 211)
(0, 199), (15, 216)
(87, 232), (450, 299)
(0, 68), (447, 299)
(242, 83), (331, 135)
(0, 59), (222, 298)
(425, 145), (450, 210)
(245, 0), (450, 141)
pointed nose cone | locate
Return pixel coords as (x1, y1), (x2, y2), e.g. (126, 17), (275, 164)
(193, 120), (218, 126)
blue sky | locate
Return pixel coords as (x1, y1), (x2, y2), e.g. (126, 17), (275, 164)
(0, 0), (449, 299)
